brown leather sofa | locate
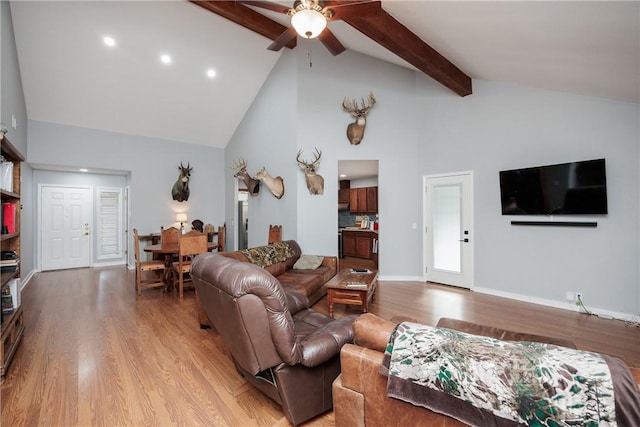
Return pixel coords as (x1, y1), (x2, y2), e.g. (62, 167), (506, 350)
(220, 240), (336, 305)
(191, 252), (358, 426)
(333, 313), (640, 427)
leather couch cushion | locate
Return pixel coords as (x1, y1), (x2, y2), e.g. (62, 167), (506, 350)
(278, 269), (326, 298)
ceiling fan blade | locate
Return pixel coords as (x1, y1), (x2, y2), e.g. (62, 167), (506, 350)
(239, 1), (291, 15)
(318, 28), (345, 56)
(324, 1), (381, 21)
(267, 26), (298, 51)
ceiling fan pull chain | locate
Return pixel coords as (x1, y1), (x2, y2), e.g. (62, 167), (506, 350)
(308, 49), (313, 68)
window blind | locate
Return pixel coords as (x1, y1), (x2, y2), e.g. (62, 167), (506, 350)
(97, 187), (122, 260)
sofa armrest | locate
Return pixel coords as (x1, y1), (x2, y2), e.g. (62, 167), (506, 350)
(285, 290), (309, 314)
(631, 367), (640, 388)
(300, 315), (356, 367)
(353, 313), (396, 352)
(320, 255), (337, 273)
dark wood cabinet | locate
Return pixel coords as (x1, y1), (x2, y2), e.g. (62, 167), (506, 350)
(349, 186), (378, 213)
(366, 187), (377, 212)
(342, 230), (378, 262)
(355, 234), (372, 259)
(338, 188), (350, 204)
(349, 189), (359, 213)
(342, 232), (357, 257)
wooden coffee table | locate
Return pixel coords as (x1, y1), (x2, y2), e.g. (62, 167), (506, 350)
(326, 269), (379, 318)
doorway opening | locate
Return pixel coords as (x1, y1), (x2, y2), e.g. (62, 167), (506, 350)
(237, 189), (249, 250)
(338, 160), (379, 267)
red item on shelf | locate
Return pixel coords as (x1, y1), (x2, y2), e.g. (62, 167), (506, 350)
(2, 203), (16, 234)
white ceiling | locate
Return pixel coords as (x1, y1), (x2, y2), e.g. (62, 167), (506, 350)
(10, 1), (639, 150)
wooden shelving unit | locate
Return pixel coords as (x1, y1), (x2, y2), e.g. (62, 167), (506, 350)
(1, 135), (25, 378)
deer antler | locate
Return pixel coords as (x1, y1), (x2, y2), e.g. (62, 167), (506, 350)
(311, 147), (322, 166)
(297, 148), (322, 166)
(231, 158), (247, 170)
(342, 91), (376, 117)
(342, 98), (358, 116)
(296, 150), (308, 167)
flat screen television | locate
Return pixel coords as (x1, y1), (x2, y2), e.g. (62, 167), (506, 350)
(499, 159), (608, 215)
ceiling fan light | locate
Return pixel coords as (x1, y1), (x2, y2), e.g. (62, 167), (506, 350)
(291, 9), (327, 39)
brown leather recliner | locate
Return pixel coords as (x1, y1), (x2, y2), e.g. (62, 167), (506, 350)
(191, 252), (358, 426)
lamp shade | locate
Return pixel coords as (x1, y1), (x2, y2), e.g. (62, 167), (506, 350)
(291, 9), (327, 39)
(176, 213), (188, 223)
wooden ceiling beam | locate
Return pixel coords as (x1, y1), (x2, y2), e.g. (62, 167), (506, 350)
(189, 0), (296, 49)
(342, 9), (472, 97)
(191, 0), (472, 97)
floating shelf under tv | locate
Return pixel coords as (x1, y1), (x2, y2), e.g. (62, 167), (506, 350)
(510, 220), (597, 228)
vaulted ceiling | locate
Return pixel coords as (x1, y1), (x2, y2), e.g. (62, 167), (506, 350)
(10, 1), (639, 149)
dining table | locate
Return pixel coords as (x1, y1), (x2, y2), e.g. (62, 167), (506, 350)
(143, 241), (219, 289)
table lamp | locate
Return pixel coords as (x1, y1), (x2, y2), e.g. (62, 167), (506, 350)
(176, 213), (188, 232)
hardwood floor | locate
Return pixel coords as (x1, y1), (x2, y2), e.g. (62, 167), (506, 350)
(2, 262), (638, 426)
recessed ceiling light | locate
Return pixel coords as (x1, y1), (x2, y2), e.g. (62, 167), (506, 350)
(160, 54), (172, 64)
(206, 69), (216, 78)
(79, 168), (88, 173)
(340, 174), (347, 178)
(103, 36), (115, 47)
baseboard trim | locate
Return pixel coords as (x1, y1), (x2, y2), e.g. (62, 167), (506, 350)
(18, 269), (36, 292)
(474, 286), (637, 323)
(378, 275), (422, 282)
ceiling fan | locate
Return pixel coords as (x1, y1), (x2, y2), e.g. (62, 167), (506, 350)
(240, 0), (382, 56)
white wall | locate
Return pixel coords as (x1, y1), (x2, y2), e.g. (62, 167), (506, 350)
(27, 120), (225, 265)
(416, 77), (640, 315)
(227, 41), (639, 316)
(225, 51), (298, 249)
(2, 2), (33, 277)
(226, 44), (420, 271)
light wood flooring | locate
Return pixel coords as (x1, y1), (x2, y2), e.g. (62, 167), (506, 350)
(2, 260), (639, 426)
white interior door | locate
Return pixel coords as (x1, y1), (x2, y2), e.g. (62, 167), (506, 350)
(424, 173), (473, 288)
(41, 186), (93, 271)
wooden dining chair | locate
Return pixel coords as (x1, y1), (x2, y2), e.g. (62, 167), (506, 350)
(216, 225), (226, 252)
(204, 223), (215, 242)
(172, 230), (208, 298)
(133, 228), (165, 296)
(268, 224), (282, 244)
(161, 226), (180, 246)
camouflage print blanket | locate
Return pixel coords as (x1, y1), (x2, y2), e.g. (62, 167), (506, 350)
(240, 241), (295, 268)
(381, 322), (640, 427)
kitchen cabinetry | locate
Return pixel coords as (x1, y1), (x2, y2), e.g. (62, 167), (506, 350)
(338, 188), (350, 204)
(366, 187), (377, 213)
(338, 180), (350, 204)
(342, 230), (378, 264)
(349, 186), (378, 213)
(1, 135), (25, 378)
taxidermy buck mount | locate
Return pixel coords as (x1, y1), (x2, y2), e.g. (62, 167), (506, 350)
(296, 148), (324, 195)
(172, 162), (192, 202)
(232, 158), (261, 196)
(342, 91), (376, 145)
(255, 167), (285, 199)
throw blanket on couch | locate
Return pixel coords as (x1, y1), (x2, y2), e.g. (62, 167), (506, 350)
(381, 322), (640, 426)
(241, 241), (295, 268)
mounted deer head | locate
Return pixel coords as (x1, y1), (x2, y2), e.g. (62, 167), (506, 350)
(255, 167), (285, 199)
(171, 162), (192, 202)
(296, 148), (324, 195)
(342, 91), (376, 145)
(231, 158), (260, 196)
